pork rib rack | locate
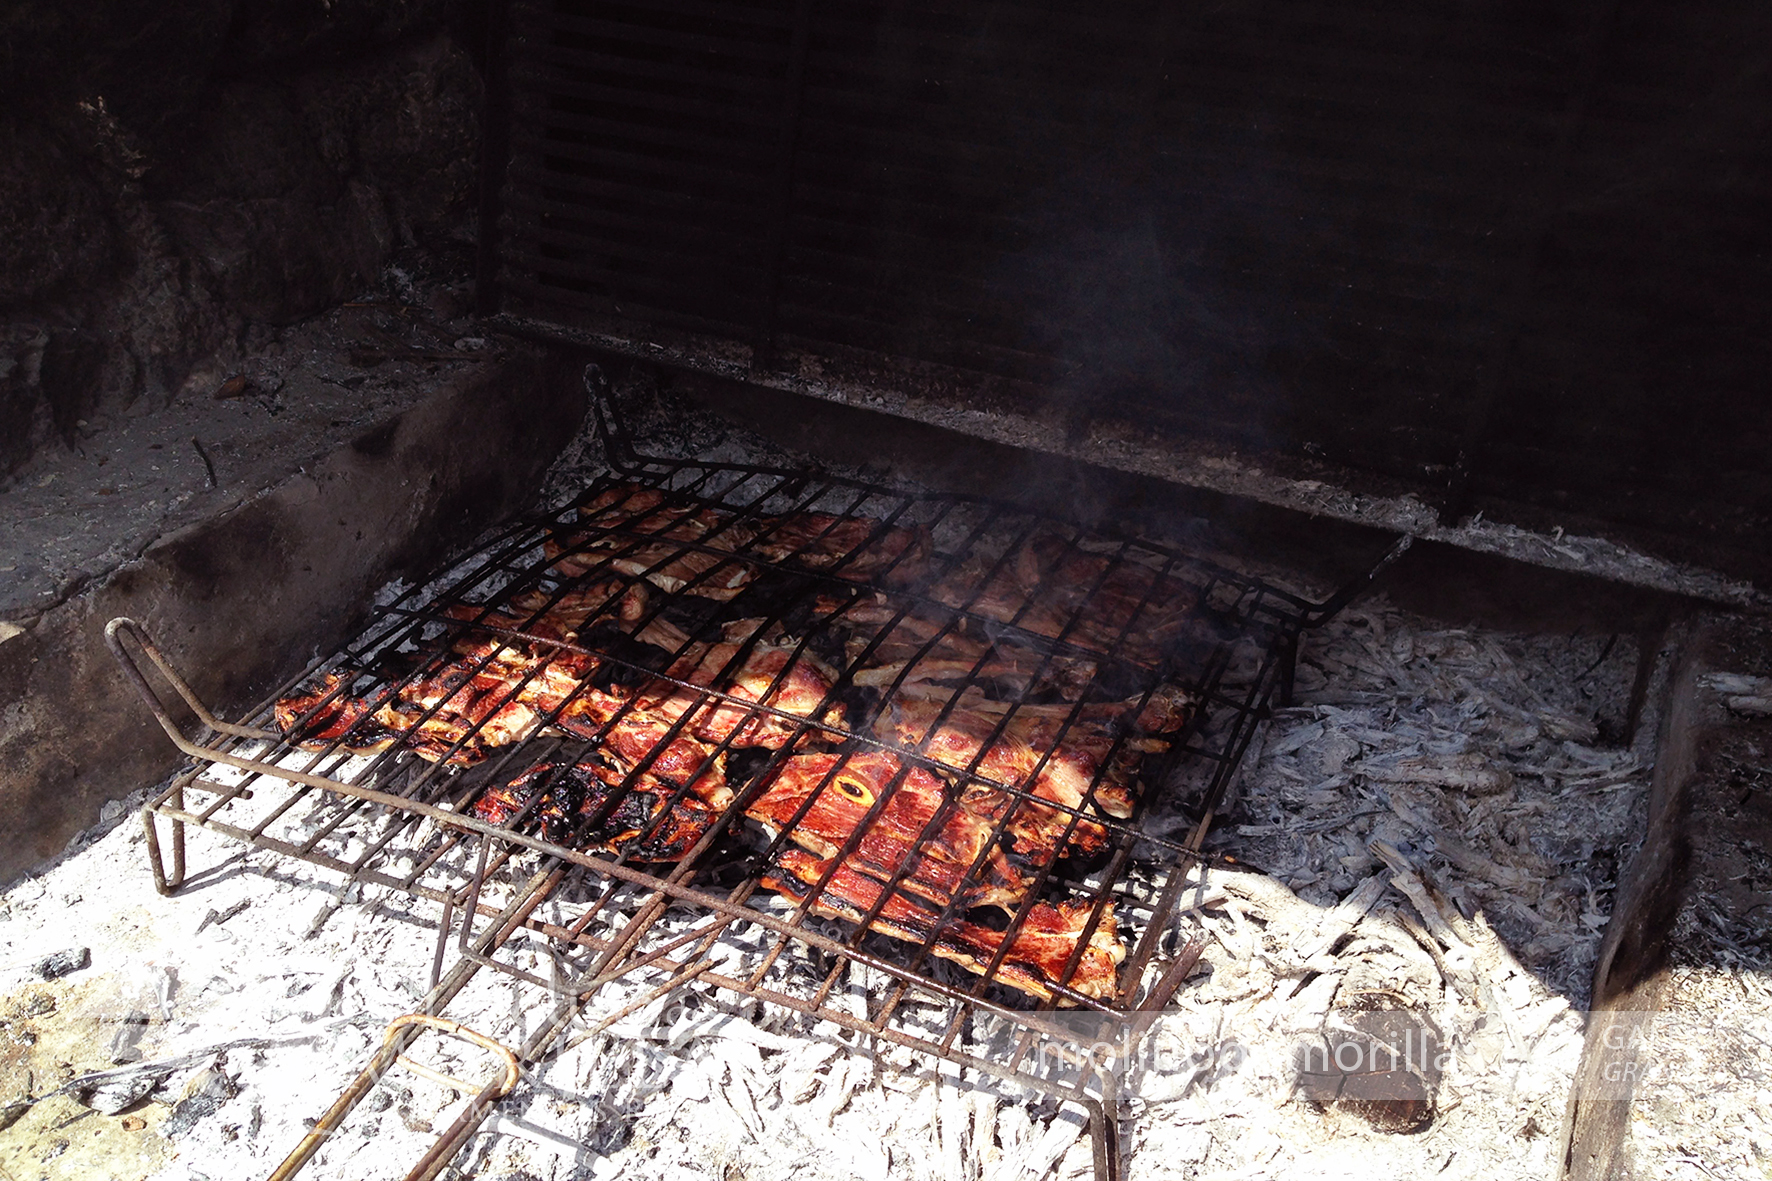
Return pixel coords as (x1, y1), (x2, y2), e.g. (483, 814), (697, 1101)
(113, 373), (1360, 1174)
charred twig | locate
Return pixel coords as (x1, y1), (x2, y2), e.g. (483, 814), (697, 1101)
(190, 437), (217, 489)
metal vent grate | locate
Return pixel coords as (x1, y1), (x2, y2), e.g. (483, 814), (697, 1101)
(483, 0), (1772, 570)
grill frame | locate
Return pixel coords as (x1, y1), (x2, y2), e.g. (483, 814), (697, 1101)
(112, 368), (1399, 1178)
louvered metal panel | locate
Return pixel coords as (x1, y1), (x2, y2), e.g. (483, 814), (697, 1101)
(484, 0), (1772, 563)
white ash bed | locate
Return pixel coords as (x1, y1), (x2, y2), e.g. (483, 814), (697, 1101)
(0, 578), (1653, 1181)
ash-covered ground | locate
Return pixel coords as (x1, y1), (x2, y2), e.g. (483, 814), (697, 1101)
(2, 371), (1749, 1181)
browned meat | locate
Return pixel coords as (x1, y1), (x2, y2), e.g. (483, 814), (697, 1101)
(923, 535), (1201, 665)
(550, 487), (932, 596)
(832, 599), (1099, 701)
(751, 513), (931, 585)
(638, 638), (845, 749)
(745, 751), (1029, 910)
(272, 671), (399, 753)
(546, 483), (759, 600)
(880, 697), (1112, 860)
(887, 685), (1194, 813)
(555, 708), (728, 798)
(358, 634), (630, 766)
(441, 578), (649, 646)
(762, 848), (1125, 1002)
(470, 749), (732, 861)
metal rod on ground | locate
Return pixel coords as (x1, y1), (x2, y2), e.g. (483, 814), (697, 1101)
(265, 866), (558, 1181)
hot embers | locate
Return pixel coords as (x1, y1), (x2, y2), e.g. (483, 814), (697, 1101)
(271, 476), (1212, 1001)
(113, 376), (1334, 1181)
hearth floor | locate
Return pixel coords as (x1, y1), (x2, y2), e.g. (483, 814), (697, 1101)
(7, 377), (1758, 1180)
(0, 581), (1689, 1181)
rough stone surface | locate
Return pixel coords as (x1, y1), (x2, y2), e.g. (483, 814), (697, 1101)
(0, 116), (117, 309)
(0, 296), (511, 619)
(0, 344), (584, 886)
(0, 3), (483, 480)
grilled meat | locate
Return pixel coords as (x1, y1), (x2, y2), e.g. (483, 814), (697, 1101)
(880, 697), (1113, 859)
(832, 598), (1099, 700)
(442, 578), (649, 645)
(549, 484), (932, 598)
(751, 513), (930, 585)
(364, 637), (626, 765)
(547, 482), (760, 600)
(555, 708), (729, 798)
(924, 534), (1201, 665)
(637, 633), (846, 748)
(272, 671), (399, 754)
(276, 486), (1200, 1013)
(745, 751), (1029, 910)
(762, 848), (1124, 1002)
(470, 749), (732, 861)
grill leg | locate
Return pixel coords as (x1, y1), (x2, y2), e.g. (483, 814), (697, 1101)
(142, 784), (186, 896)
(1278, 633), (1301, 709)
(1088, 1097), (1122, 1181)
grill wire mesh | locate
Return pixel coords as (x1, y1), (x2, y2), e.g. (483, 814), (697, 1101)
(128, 373), (1359, 1133)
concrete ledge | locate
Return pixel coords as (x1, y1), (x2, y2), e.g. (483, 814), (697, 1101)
(0, 347), (585, 884)
(1562, 612), (1772, 1178)
(493, 313), (1772, 612)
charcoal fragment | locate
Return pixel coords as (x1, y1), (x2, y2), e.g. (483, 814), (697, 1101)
(83, 1071), (159, 1115)
(34, 947), (89, 979)
(162, 1066), (238, 1136)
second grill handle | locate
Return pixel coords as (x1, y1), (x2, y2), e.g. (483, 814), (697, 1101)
(104, 617), (278, 753)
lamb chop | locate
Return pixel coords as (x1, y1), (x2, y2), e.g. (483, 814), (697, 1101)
(750, 512), (931, 586)
(547, 482), (760, 600)
(877, 696), (1114, 860)
(631, 615), (847, 749)
(744, 751), (1030, 910)
(272, 671), (400, 754)
(762, 847), (1125, 1003)
(277, 578), (650, 766)
(440, 578), (650, 646)
(470, 746), (731, 861)
(922, 534), (1202, 667)
(889, 685), (1194, 803)
(828, 596), (1099, 700)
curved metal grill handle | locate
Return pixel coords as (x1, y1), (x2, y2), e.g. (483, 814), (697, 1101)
(104, 617), (279, 751)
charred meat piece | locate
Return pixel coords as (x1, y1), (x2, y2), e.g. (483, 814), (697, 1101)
(1008, 535), (1202, 661)
(364, 638), (627, 766)
(746, 751), (1029, 909)
(469, 760), (578, 840)
(273, 621), (615, 767)
(892, 686), (1194, 799)
(833, 600), (1098, 700)
(923, 535), (1201, 665)
(546, 482), (759, 600)
(440, 578), (648, 646)
(751, 513), (931, 586)
(371, 668), (544, 765)
(554, 708), (729, 800)
(470, 748), (732, 861)
(762, 848), (1125, 1003)
(272, 671), (400, 754)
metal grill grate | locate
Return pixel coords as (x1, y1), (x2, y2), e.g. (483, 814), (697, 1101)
(111, 368), (1401, 1179)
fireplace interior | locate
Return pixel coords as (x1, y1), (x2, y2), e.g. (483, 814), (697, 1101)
(1, 3), (1769, 1180)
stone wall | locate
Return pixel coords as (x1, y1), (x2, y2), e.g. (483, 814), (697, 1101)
(0, 1), (485, 477)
